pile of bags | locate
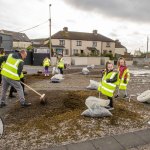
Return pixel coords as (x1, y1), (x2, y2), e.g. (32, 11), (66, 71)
(81, 96), (112, 117)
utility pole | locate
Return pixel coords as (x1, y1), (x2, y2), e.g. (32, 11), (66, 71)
(146, 36), (149, 59)
(49, 4), (52, 59)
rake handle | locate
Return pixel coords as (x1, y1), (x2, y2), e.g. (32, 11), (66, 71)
(21, 81), (42, 97)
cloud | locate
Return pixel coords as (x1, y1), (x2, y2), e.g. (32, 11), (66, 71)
(109, 32), (118, 37)
(63, 0), (150, 23)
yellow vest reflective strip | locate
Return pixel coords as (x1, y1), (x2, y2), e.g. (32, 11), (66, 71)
(103, 80), (116, 87)
(101, 86), (114, 93)
(1, 54), (23, 80)
(2, 68), (19, 77)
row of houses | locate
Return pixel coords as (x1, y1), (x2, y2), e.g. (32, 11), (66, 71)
(0, 27), (127, 57)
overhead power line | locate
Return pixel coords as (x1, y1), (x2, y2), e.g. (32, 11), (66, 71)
(19, 20), (48, 33)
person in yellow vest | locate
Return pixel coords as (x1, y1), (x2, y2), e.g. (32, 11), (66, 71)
(115, 57), (130, 98)
(0, 48), (5, 85)
(0, 50), (31, 108)
(57, 53), (64, 74)
(98, 61), (118, 110)
(43, 57), (51, 76)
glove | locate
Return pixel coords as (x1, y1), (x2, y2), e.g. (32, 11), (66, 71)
(106, 79), (111, 83)
(124, 79), (127, 84)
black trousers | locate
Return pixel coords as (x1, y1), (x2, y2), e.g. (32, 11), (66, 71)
(107, 96), (113, 107)
(9, 78), (25, 95)
(0, 74), (1, 84)
(58, 68), (63, 74)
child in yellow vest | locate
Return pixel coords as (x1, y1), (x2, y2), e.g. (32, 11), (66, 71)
(43, 57), (51, 76)
(98, 61), (118, 110)
(115, 57), (130, 98)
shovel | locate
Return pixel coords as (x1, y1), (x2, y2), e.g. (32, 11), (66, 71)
(21, 81), (46, 104)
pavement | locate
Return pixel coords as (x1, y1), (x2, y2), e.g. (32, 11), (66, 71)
(46, 128), (150, 150)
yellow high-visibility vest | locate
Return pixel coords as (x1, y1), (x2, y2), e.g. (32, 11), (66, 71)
(57, 58), (64, 69)
(1, 54), (23, 80)
(98, 71), (117, 97)
(43, 58), (50, 67)
(117, 68), (130, 90)
(0, 53), (5, 70)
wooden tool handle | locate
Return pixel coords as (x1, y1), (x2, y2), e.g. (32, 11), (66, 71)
(21, 81), (42, 97)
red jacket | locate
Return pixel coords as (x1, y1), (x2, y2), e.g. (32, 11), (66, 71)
(118, 65), (128, 79)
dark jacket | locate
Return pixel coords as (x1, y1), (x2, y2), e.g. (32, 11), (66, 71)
(0, 52), (24, 77)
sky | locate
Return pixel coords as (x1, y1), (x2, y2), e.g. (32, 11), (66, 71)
(0, 0), (150, 53)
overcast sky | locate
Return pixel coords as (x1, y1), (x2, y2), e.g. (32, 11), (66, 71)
(0, 0), (150, 53)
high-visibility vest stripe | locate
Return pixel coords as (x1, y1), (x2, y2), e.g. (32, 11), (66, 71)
(101, 86), (114, 93)
(5, 62), (18, 69)
(2, 68), (19, 77)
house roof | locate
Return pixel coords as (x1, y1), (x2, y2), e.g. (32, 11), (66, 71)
(115, 40), (126, 49)
(31, 38), (48, 43)
(51, 30), (114, 42)
(0, 30), (30, 42)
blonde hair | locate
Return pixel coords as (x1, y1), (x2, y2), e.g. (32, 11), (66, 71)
(117, 57), (126, 67)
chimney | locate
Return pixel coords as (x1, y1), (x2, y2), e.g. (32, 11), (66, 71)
(93, 30), (98, 35)
(115, 39), (121, 44)
(63, 27), (68, 32)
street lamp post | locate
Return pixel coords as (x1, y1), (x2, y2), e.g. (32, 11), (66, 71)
(146, 36), (149, 59)
(49, 4), (52, 59)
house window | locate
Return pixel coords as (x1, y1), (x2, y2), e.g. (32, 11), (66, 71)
(103, 50), (107, 54)
(92, 41), (97, 47)
(80, 50), (84, 54)
(106, 42), (110, 47)
(59, 40), (65, 46)
(73, 49), (78, 54)
(77, 41), (82, 46)
(109, 50), (112, 53)
(64, 49), (69, 55)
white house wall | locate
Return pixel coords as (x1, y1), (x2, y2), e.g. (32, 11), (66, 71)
(115, 48), (126, 55)
(51, 39), (102, 56)
(71, 40), (102, 55)
(102, 42), (115, 56)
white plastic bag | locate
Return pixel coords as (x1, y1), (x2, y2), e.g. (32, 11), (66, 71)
(81, 107), (112, 117)
(81, 96), (112, 117)
(137, 90), (150, 103)
(86, 80), (100, 90)
(87, 64), (95, 69)
(85, 96), (110, 108)
(52, 67), (59, 75)
(51, 74), (64, 83)
(82, 67), (89, 75)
